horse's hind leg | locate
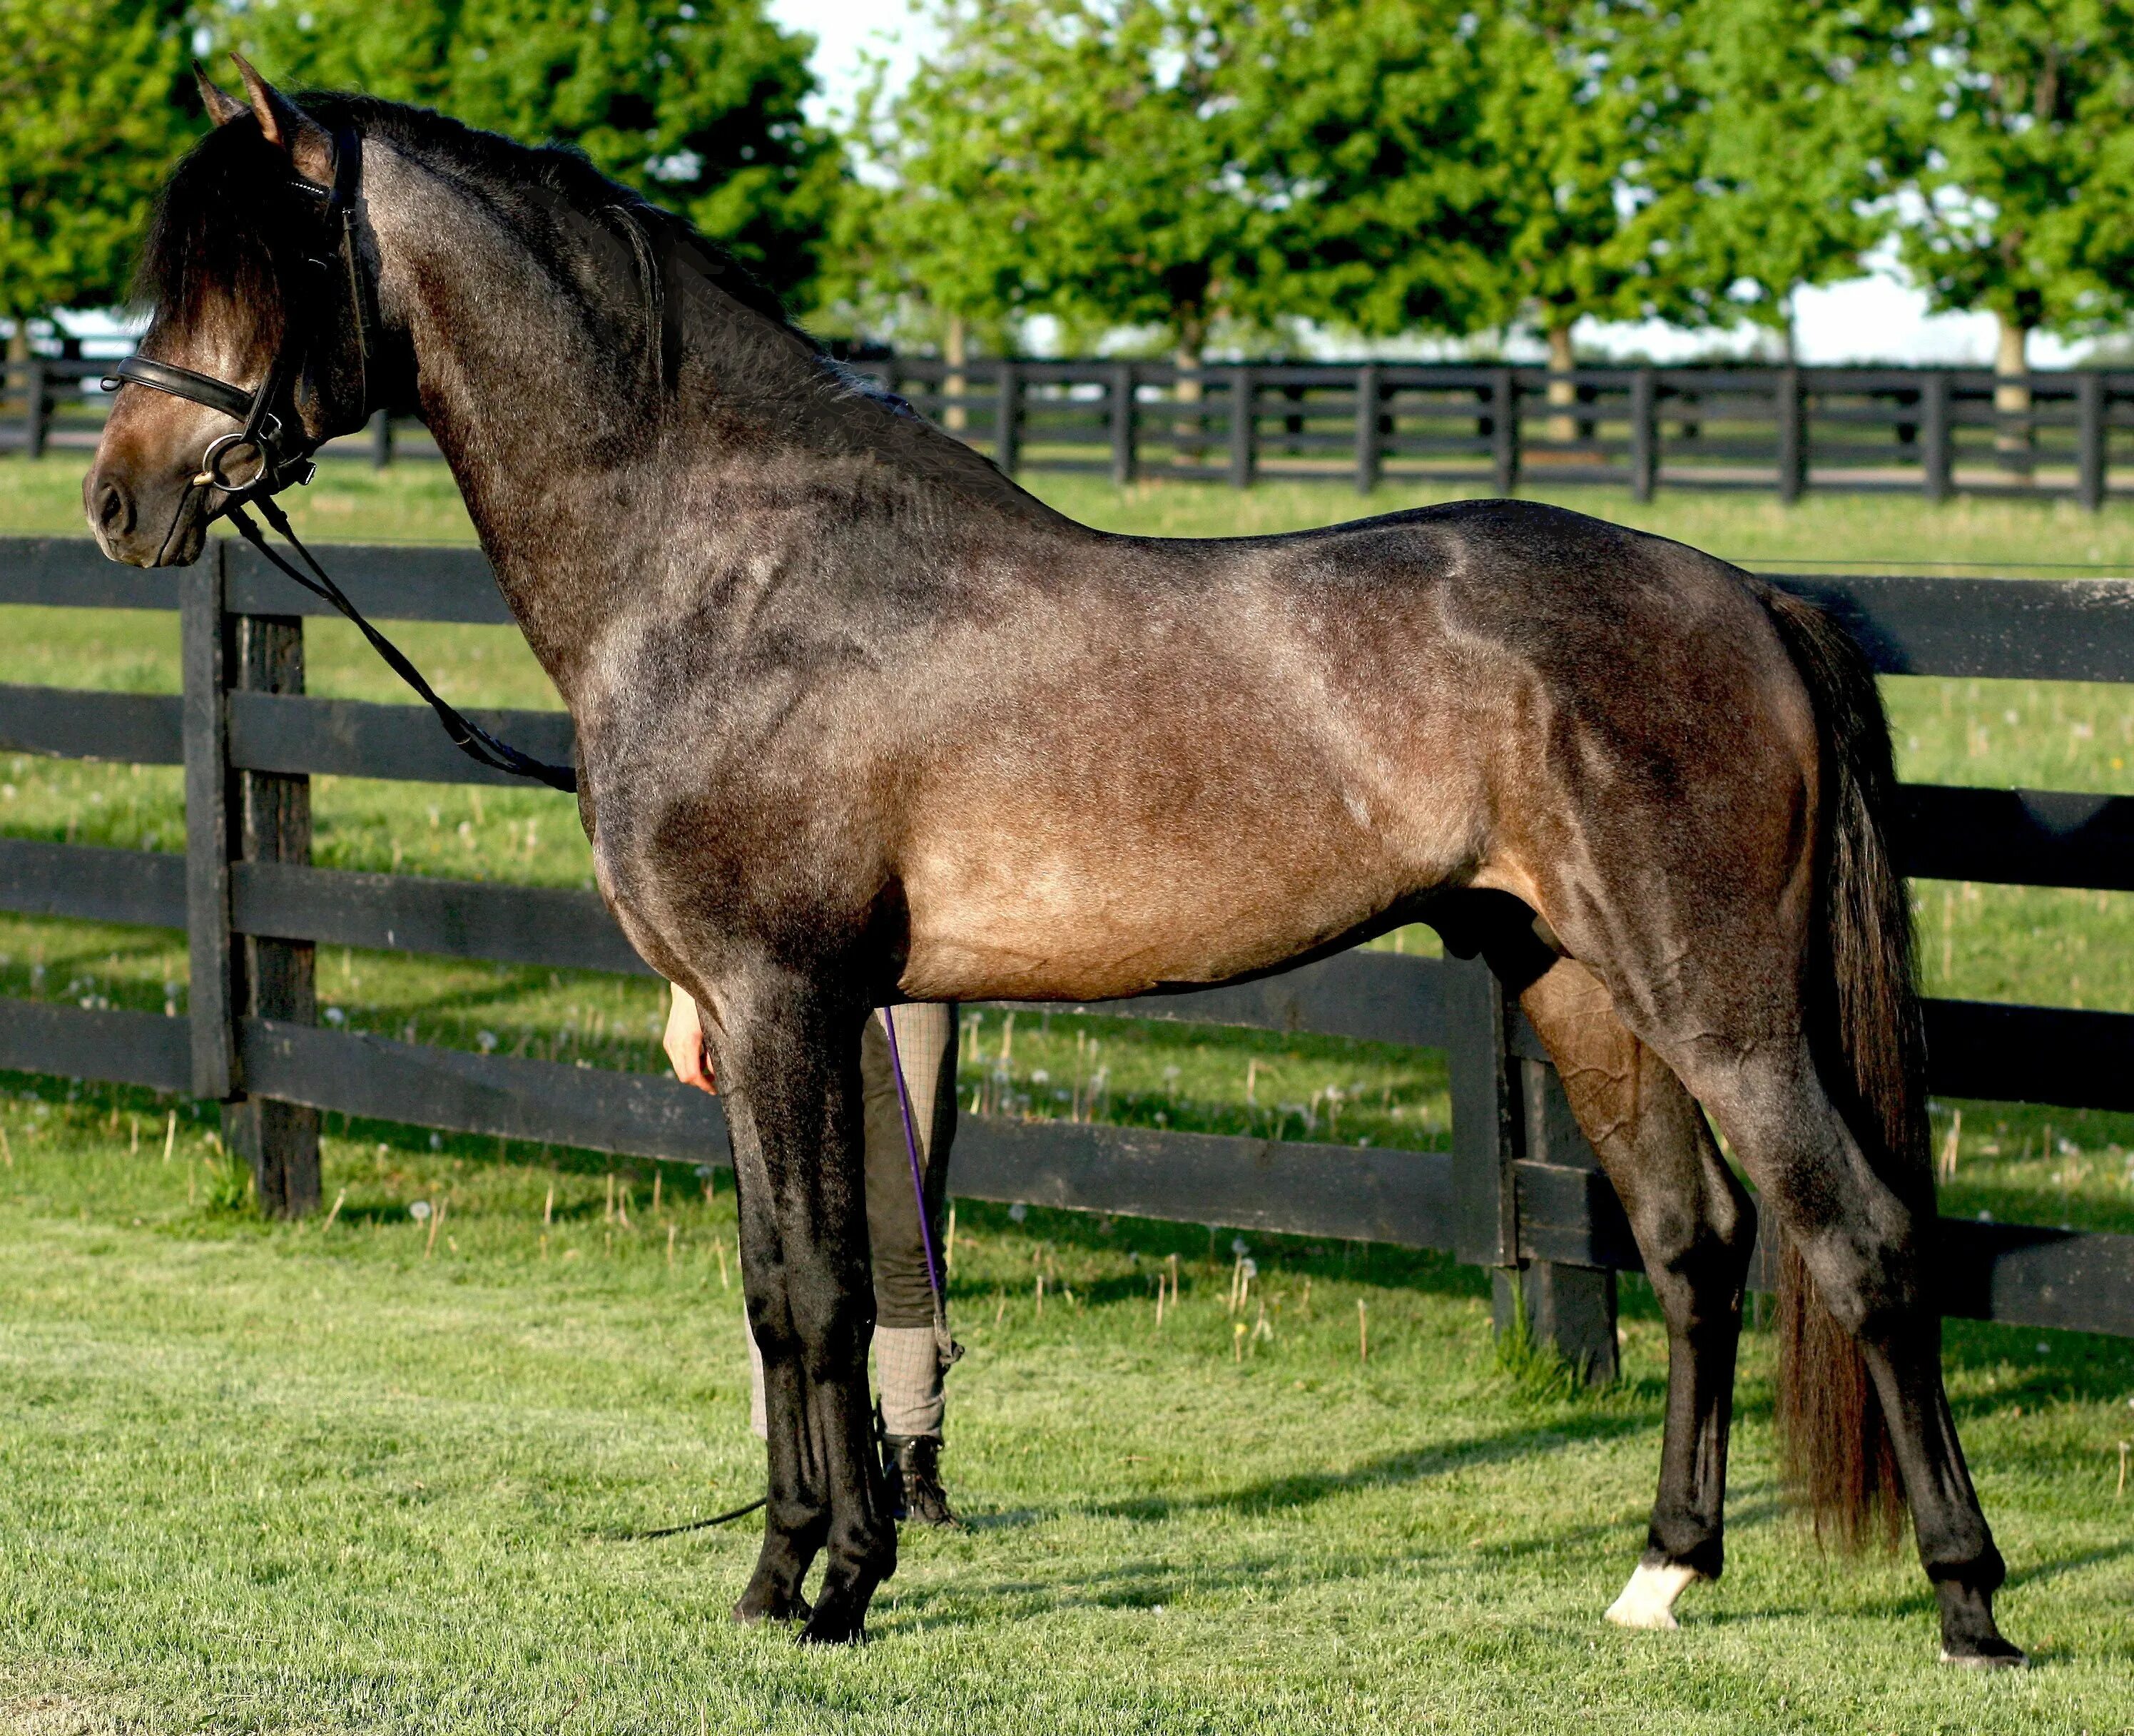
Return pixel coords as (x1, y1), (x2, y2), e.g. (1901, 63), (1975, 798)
(1672, 1040), (2020, 1665)
(1517, 959), (1756, 1630)
(711, 968), (896, 1643)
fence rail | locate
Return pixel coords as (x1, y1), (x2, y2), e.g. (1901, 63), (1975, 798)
(16, 356), (2134, 507)
(1, 536), (2131, 1361)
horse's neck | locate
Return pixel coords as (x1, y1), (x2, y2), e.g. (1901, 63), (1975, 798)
(370, 147), (1072, 701)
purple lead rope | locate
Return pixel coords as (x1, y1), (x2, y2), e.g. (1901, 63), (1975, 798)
(880, 1007), (960, 1366)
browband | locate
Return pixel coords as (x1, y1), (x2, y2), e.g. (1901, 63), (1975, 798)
(104, 355), (258, 424)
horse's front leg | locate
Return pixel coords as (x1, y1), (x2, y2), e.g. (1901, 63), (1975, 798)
(714, 970), (895, 1643)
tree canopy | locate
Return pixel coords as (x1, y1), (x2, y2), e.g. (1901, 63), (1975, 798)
(855, 0), (1289, 365)
(0, 0), (193, 343)
(24, 0), (2134, 367)
(1884, 0), (2134, 357)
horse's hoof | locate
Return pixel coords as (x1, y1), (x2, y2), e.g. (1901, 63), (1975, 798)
(1940, 1639), (2028, 1670)
(796, 1603), (868, 1645)
(732, 1585), (811, 1627)
(1604, 1560), (1700, 1631)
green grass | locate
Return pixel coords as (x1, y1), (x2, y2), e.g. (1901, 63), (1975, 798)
(4, 457), (2134, 1725)
(0, 1099), (2130, 1732)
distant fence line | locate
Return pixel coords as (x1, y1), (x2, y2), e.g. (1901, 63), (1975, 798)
(1, 536), (2133, 1377)
(12, 355), (2134, 508)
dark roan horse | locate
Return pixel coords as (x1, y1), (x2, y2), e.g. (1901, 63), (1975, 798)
(87, 65), (2022, 1663)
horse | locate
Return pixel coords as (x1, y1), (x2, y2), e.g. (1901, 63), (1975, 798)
(85, 63), (2021, 1664)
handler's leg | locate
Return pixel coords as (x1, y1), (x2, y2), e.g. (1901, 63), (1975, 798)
(864, 1002), (961, 1526)
(716, 972), (895, 1643)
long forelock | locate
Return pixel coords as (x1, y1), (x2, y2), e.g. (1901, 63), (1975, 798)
(133, 113), (331, 357)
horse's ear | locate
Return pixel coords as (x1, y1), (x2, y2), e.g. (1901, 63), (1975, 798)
(229, 54), (332, 177)
(195, 62), (248, 128)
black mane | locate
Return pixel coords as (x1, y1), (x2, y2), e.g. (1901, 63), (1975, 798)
(136, 92), (813, 364)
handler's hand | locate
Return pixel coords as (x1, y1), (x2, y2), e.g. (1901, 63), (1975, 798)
(662, 983), (716, 1094)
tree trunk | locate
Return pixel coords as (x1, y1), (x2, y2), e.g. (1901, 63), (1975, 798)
(1545, 323), (1578, 445)
(944, 315), (968, 433)
(1994, 313), (2033, 480)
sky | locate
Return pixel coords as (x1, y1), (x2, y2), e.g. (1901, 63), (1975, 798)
(763, 0), (2095, 369)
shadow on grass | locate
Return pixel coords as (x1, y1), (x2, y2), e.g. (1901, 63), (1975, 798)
(1092, 1409), (1652, 1524)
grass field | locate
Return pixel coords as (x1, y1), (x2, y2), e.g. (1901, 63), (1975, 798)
(2, 455), (2134, 1730)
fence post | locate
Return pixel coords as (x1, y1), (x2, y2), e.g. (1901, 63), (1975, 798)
(1110, 363), (1137, 487)
(1776, 367), (1806, 502)
(181, 554), (235, 1104)
(1492, 367), (1520, 494)
(2078, 372), (2105, 512)
(1448, 952), (1617, 1381)
(1447, 955), (1516, 1274)
(22, 360), (48, 460)
(1510, 1057), (1619, 1383)
(221, 601), (322, 1218)
(1922, 371), (1953, 502)
(369, 409), (394, 469)
(1629, 366), (1657, 502)
(1231, 365), (1258, 490)
(997, 360), (1021, 476)
(1353, 363), (1381, 494)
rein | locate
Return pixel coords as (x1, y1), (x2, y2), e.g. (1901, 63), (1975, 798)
(106, 125), (578, 796)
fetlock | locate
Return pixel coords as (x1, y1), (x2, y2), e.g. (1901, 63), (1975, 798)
(884, 1433), (960, 1528)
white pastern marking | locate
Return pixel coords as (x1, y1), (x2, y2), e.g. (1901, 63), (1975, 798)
(1603, 1560), (1700, 1631)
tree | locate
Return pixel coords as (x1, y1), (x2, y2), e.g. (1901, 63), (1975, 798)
(1460, 0), (1727, 397)
(0, 0), (193, 360)
(843, 29), (1055, 372)
(1672, 0), (1904, 359)
(220, 0), (844, 305)
(1218, 0), (1504, 345)
(861, 0), (1283, 370)
(1882, 1), (2134, 451)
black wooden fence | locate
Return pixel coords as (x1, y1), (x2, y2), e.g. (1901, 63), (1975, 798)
(3, 535), (2133, 1373)
(13, 355), (2134, 507)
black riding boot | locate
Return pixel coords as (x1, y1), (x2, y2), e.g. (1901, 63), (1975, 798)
(883, 1433), (960, 1528)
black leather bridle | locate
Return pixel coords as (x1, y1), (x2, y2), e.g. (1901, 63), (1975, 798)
(104, 127), (577, 794)
(108, 126), (373, 511)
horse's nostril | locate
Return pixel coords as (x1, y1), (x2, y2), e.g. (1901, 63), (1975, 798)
(93, 478), (133, 537)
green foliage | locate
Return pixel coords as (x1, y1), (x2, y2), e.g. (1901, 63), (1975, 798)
(860, 0), (1906, 359)
(200, 1141), (255, 1213)
(1884, 0), (2134, 339)
(1493, 1281), (1597, 1402)
(856, 0), (1291, 359)
(1220, 0), (1503, 341)
(1458, 0), (1732, 347)
(218, 0), (843, 304)
(0, 0), (194, 330)
(1671, 0), (1905, 344)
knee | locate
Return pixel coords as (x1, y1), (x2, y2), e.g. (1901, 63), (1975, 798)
(787, 1284), (877, 1371)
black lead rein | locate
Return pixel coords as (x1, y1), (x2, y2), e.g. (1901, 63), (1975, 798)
(230, 497), (579, 793)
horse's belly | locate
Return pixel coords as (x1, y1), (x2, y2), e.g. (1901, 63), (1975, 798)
(896, 817), (1441, 1002)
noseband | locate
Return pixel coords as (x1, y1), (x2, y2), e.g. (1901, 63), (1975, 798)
(102, 126), (576, 794)
(105, 126), (375, 509)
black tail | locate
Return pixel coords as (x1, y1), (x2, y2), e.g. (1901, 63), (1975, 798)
(1757, 584), (1929, 1549)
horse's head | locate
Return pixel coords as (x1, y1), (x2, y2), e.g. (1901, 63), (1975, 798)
(88, 59), (371, 567)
